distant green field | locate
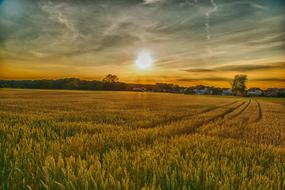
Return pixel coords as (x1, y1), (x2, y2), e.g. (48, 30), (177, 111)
(0, 89), (284, 190)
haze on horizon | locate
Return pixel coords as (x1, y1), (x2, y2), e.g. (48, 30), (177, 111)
(0, 0), (284, 89)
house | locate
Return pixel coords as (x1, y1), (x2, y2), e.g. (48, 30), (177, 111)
(264, 88), (285, 97)
(222, 88), (233, 96)
(193, 87), (213, 95)
(132, 87), (146, 92)
(247, 88), (263, 96)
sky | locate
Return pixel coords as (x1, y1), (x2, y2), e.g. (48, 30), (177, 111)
(0, 0), (285, 88)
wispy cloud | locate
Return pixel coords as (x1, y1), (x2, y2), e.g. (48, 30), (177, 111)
(0, 0), (284, 87)
(184, 62), (285, 73)
(177, 77), (230, 82)
(40, 2), (79, 40)
(143, 0), (164, 5)
(252, 78), (285, 82)
(177, 77), (285, 83)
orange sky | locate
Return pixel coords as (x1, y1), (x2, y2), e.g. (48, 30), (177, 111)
(1, 57), (285, 89)
(0, 0), (285, 89)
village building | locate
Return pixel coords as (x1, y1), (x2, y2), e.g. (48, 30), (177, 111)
(222, 88), (233, 96)
(247, 88), (263, 96)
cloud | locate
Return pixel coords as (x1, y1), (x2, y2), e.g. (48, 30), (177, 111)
(183, 68), (213, 72)
(96, 34), (140, 51)
(246, 33), (285, 46)
(216, 62), (285, 72)
(40, 2), (79, 40)
(177, 77), (230, 82)
(143, 0), (164, 5)
(184, 62), (285, 73)
(249, 2), (266, 10)
(252, 78), (285, 82)
(0, 0), (285, 85)
(177, 77), (285, 83)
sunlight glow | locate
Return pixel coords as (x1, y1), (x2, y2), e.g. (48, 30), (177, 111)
(135, 51), (153, 69)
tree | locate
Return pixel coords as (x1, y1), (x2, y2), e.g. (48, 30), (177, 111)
(231, 74), (248, 96)
(102, 74), (119, 83)
(102, 74), (119, 90)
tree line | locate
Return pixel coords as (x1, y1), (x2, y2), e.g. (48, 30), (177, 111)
(0, 74), (248, 93)
(0, 75), (185, 92)
(1, 74), (282, 97)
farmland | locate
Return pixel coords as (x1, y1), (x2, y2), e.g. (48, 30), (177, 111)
(0, 89), (284, 190)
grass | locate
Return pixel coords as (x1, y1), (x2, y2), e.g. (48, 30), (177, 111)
(0, 89), (284, 190)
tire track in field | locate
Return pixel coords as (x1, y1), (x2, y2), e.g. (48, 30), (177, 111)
(228, 99), (251, 119)
(166, 101), (246, 136)
(88, 101), (244, 150)
(198, 99), (262, 143)
(254, 99), (263, 122)
(142, 101), (239, 129)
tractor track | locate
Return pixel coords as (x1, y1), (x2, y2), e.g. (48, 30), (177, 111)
(254, 99), (263, 122)
(200, 99), (261, 142)
(168, 101), (246, 135)
(228, 99), (251, 119)
(142, 101), (239, 129)
(190, 101), (246, 133)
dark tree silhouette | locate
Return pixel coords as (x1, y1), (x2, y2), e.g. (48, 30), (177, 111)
(231, 74), (248, 96)
(102, 74), (119, 83)
(101, 74), (120, 90)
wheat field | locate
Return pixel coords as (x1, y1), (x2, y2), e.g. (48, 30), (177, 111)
(0, 89), (284, 190)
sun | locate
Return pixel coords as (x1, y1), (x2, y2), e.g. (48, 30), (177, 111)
(135, 51), (154, 69)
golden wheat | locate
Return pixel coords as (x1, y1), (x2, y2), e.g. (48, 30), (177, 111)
(0, 89), (284, 190)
